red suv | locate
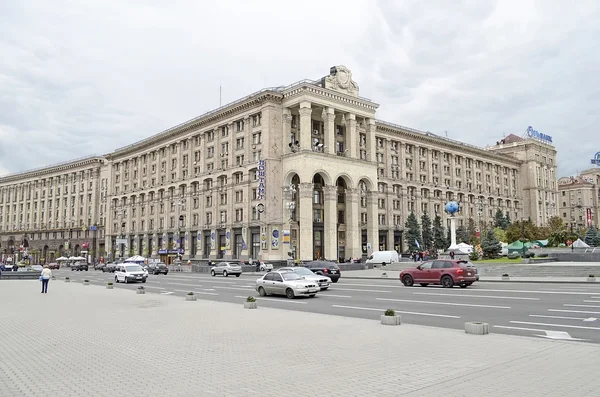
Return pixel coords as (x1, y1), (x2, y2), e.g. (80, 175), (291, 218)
(400, 260), (477, 288)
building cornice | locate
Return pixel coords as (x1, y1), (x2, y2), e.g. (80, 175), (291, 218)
(107, 90), (284, 160)
(282, 84), (379, 112)
(375, 121), (522, 166)
(0, 156), (105, 185)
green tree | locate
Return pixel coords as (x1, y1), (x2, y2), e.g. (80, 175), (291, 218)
(405, 212), (422, 252)
(493, 227), (507, 243)
(456, 225), (469, 244)
(432, 215), (447, 251)
(594, 230), (600, 247)
(467, 217), (478, 243)
(585, 226), (599, 247)
(547, 216), (564, 234)
(421, 213), (434, 251)
(506, 220), (536, 243)
(494, 208), (506, 229)
(504, 212), (512, 228)
(482, 228), (502, 259)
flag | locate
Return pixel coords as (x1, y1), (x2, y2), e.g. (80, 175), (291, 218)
(415, 239), (420, 249)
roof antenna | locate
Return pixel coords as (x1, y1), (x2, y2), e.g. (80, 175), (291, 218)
(444, 130), (448, 138)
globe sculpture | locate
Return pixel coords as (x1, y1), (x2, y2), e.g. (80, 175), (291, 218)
(445, 201), (459, 216)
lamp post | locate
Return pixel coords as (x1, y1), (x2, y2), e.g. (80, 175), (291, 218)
(520, 218), (527, 257)
(283, 184), (297, 262)
(476, 197), (484, 238)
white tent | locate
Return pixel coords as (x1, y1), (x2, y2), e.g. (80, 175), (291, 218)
(70, 256), (86, 261)
(456, 243), (473, 254)
(572, 238), (590, 248)
(124, 255), (146, 263)
(56, 256), (69, 261)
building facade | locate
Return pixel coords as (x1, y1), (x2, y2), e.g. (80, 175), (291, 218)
(558, 168), (600, 231)
(0, 66), (560, 263)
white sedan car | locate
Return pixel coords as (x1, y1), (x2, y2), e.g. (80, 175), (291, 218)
(259, 262), (273, 272)
(255, 271), (319, 299)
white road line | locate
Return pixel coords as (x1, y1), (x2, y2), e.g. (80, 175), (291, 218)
(564, 304), (600, 308)
(470, 288), (596, 296)
(320, 294), (352, 298)
(331, 305), (460, 318)
(334, 283), (403, 289)
(549, 309), (600, 314)
(213, 286), (253, 291)
(234, 296), (307, 304)
(329, 288), (391, 293)
(494, 325), (553, 332)
(413, 292), (539, 301)
(173, 289), (218, 296)
(376, 298), (511, 309)
(510, 321), (600, 331)
(158, 282), (204, 288)
(583, 300), (600, 303)
(529, 314), (587, 321)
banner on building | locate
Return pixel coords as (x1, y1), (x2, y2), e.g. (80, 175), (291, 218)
(587, 208), (593, 228)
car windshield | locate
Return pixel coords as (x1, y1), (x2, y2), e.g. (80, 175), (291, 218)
(293, 268), (313, 276)
(158, 263), (167, 267)
(282, 273), (302, 281)
(125, 266), (143, 272)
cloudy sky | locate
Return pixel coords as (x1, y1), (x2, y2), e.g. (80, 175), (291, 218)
(1, 0), (598, 178)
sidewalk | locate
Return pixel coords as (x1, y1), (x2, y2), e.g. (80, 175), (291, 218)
(1, 281), (599, 396)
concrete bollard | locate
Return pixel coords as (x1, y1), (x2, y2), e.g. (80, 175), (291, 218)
(465, 322), (489, 335)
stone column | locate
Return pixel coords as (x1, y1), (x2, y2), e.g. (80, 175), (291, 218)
(366, 191), (378, 256)
(347, 113), (357, 159)
(298, 102), (312, 151)
(298, 182), (313, 260)
(282, 108), (293, 154)
(323, 185), (338, 261)
(345, 188), (362, 260)
(324, 107), (335, 155)
(366, 118), (377, 163)
(387, 229), (395, 252)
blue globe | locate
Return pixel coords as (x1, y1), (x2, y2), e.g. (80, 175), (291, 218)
(445, 201), (459, 215)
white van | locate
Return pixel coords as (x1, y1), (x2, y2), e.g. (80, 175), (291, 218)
(365, 251), (399, 266)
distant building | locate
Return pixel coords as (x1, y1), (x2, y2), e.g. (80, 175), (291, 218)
(1, 66), (560, 263)
(558, 168), (600, 230)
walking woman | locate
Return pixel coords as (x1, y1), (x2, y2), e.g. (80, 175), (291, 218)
(40, 265), (52, 294)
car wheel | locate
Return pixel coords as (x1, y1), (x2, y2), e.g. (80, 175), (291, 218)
(142, 279), (147, 283)
(211, 270), (215, 276)
(419, 283), (429, 287)
(115, 276), (119, 283)
(235, 274), (241, 277)
(402, 275), (414, 287)
(165, 271), (168, 275)
(441, 275), (454, 288)
(260, 266), (265, 271)
(258, 287), (267, 297)
(321, 287), (329, 291)
(309, 294), (316, 298)
(285, 288), (295, 299)
(124, 277), (128, 284)
(223, 270), (228, 277)
(316, 271), (323, 275)
(332, 279), (338, 283)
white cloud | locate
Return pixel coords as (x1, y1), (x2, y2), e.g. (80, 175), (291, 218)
(0, 0), (598, 178)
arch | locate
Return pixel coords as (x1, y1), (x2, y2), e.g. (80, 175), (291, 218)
(311, 170), (332, 186)
(284, 171), (301, 186)
(334, 173), (353, 188)
(357, 177), (375, 191)
(335, 176), (348, 189)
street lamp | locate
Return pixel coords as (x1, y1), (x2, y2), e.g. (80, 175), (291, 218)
(520, 217), (528, 257)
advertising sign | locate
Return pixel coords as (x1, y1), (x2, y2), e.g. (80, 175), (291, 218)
(591, 152), (600, 166)
(282, 230), (290, 244)
(257, 160), (266, 200)
(271, 229), (279, 249)
(587, 208), (593, 228)
(526, 126), (553, 144)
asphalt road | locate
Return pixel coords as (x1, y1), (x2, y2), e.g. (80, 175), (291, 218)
(55, 269), (600, 343)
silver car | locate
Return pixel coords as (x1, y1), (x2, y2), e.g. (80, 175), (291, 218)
(255, 271), (319, 299)
(277, 267), (331, 290)
(211, 262), (242, 277)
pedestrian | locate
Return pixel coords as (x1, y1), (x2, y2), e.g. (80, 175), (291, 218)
(40, 265), (52, 294)
(449, 251), (455, 260)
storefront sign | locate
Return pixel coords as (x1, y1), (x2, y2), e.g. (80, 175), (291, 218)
(157, 249), (184, 255)
(257, 160), (266, 200)
(526, 126), (553, 144)
(587, 208), (593, 228)
(591, 152), (600, 166)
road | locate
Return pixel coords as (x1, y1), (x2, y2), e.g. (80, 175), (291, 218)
(56, 269), (600, 343)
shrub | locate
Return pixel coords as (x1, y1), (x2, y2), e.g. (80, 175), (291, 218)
(502, 273), (509, 277)
(84, 280), (89, 282)
(589, 275), (595, 278)
(536, 253), (549, 258)
(469, 251), (480, 261)
(246, 296), (256, 302)
(107, 282), (113, 285)
(524, 251), (535, 258)
(138, 286), (145, 289)
(65, 277), (70, 280)
(187, 292), (194, 295)
(384, 308), (395, 316)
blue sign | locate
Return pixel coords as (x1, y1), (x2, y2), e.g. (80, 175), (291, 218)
(257, 160), (266, 200)
(591, 152), (600, 166)
(526, 126), (552, 144)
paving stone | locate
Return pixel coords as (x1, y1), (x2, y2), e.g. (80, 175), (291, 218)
(0, 281), (599, 396)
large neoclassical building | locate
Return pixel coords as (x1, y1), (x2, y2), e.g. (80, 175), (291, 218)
(0, 66), (559, 264)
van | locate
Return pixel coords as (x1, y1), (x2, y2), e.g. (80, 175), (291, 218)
(365, 251), (399, 266)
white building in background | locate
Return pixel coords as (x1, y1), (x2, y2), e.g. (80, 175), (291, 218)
(0, 66), (559, 263)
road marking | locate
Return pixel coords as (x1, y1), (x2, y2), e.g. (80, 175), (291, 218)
(549, 309), (600, 315)
(564, 304), (600, 308)
(202, 289), (216, 291)
(376, 298), (510, 309)
(173, 289), (218, 296)
(529, 314), (587, 321)
(472, 288), (596, 296)
(160, 292), (174, 295)
(413, 292), (539, 301)
(212, 286), (254, 291)
(331, 305), (460, 318)
(583, 300), (600, 303)
(583, 317), (598, 322)
(536, 331), (589, 341)
(159, 282), (204, 288)
(329, 288), (391, 293)
(510, 320), (600, 331)
(142, 286), (166, 290)
(234, 296), (307, 304)
(493, 326), (590, 341)
(334, 282), (403, 289)
(320, 294), (352, 298)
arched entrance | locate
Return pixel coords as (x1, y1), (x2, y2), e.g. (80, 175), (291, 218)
(336, 177), (348, 261)
(285, 173), (301, 260)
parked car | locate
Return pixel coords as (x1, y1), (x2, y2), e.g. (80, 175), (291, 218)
(148, 262), (169, 275)
(277, 267), (331, 290)
(47, 263), (60, 270)
(114, 264), (147, 284)
(71, 262), (89, 271)
(102, 263), (117, 273)
(303, 261), (341, 283)
(255, 271), (319, 299)
(211, 262), (242, 277)
(259, 262), (273, 272)
(399, 260), (478, 288)
(365, 250), (399, 266)
(94, 262), (106, 271)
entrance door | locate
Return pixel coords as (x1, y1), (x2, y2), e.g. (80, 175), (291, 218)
(313, 229), (323, 260)
(218, 234), (226, 258)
